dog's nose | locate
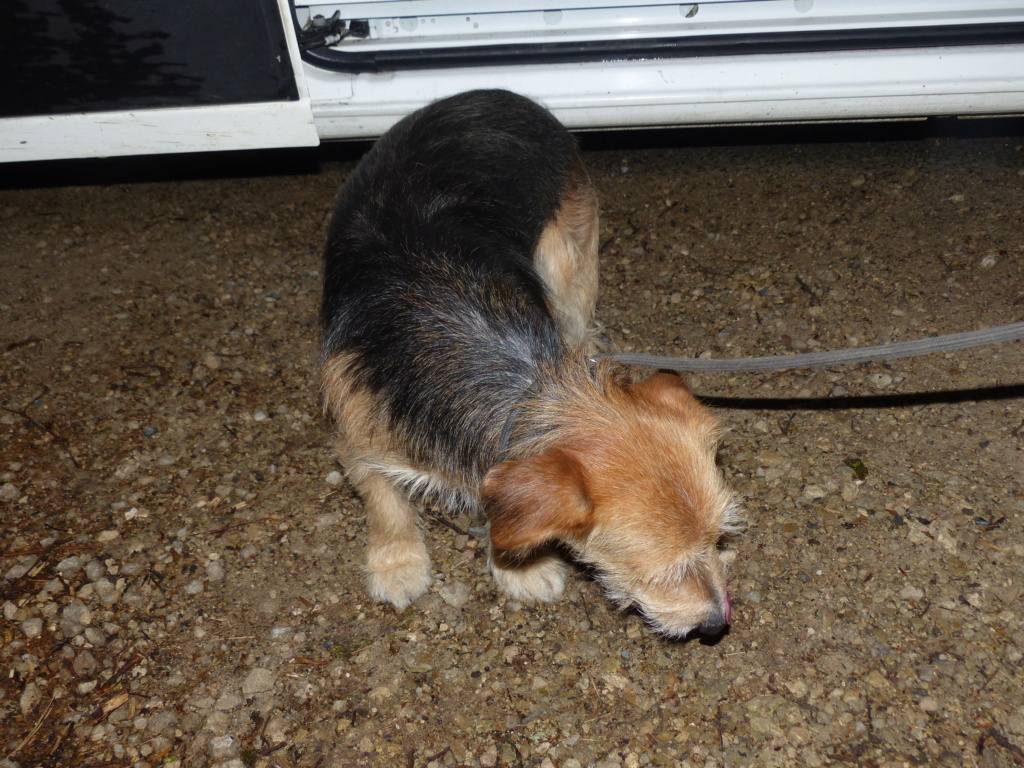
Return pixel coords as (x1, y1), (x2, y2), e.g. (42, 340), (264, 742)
(697, 615), (728, 636)
(697, 592), (731, 636)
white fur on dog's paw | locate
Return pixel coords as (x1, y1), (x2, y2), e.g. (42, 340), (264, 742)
(490, 552), (566, 603)
(366, 545), (433, 609)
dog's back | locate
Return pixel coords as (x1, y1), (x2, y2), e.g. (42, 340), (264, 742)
(321, 90), (581, 480)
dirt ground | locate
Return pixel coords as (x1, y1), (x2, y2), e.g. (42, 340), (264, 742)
(2, 120), (1023, 768)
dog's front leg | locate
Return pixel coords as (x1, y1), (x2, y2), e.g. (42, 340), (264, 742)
(488, 542), (566, 603)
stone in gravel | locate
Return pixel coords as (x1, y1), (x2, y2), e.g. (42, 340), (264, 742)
(439, 579), (472, 608)
(94, 578), (119, 604)
(62, 598), (92, 636)
(209, 734), (240, 760)
(803, 484), (828, 500)
(919, 696), (941, 712)
(325, 470), (344, 486)
(20, 617), (43, 638)
(5, 555), (38, 581)
(368, 686), (392, 702)
(96, 529), (119, 542)
(185, 579), (205, 595)
(866, 669), (889, 689)
(241, 667), (275, 695)
(253, 410), (269, 422)
(206, 561), (225, 582)
(841, 482), (860, 502)
(73, 650), (98, 677)
(148, 709), (178, 735)
(900, 585), (925, 601)
(314, 512), (343, 529)
(55, 555), (85, 576)
(84, 560), (106, 581)
(20, 681), (41, 715)
(215, 691), (243, 711)
(403, 648), (435, 674)
(265, 715), (291, 744)
(0, 482), (19, 501)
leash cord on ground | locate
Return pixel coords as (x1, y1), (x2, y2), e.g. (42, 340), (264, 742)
(599, 321), (1024, 373)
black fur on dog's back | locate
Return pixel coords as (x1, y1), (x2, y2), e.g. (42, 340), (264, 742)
(321, 90), (582, 482)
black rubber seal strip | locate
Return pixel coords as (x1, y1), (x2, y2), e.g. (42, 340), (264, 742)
(302, 21), (1024, 74)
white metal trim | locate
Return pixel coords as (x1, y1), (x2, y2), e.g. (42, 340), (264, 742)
(307, 44), (1024, 139)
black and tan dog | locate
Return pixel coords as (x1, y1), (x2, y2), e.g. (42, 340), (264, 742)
(320, 90), (738, 637)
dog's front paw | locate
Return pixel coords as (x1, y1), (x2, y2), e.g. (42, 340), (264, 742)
(490, 550), (566, 603)
(366, 544), (433, 609)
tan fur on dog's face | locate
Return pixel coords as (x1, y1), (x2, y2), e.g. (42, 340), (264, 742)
(483, 372), (739, 638)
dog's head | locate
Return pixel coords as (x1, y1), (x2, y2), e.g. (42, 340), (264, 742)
(483, 371), (740, 638)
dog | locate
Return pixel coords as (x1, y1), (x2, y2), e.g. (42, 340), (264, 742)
(320, 89), (739, 638)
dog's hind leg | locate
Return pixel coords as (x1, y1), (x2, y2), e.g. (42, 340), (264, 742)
(322, 353), (433, 609)
(352, 467), (433, 609)
(533, 162), (600, 352)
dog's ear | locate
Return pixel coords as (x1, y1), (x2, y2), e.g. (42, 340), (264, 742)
(628, 371), (699, 411)
(483, 447), (593, 551)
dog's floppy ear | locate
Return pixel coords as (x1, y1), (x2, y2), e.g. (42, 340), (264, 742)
(483, 446), (593, 551)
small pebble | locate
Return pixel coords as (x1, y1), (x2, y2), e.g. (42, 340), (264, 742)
(325, 470), (344, 486)
(253, 410), (269, 422)
(439, 580), (472, 608)
(94, 578), (119, 605)
(242, 667), (275, 695)
(4, 556), (38, 581)
(919, 696), (941, 712)
(62, 599), (92, 627)
(20, 618), (43, 638)
(209, 734), (240, 760)
(20, 682), (42, 715)
(803, 484), (828, 500)
(900, 585), (925, 601)
(206, 561), (225, 582)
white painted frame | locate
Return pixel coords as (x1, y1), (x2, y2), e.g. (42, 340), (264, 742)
(0, 0), (320, 164)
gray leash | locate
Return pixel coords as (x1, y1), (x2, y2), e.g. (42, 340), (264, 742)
(600, 321), (1024, 373)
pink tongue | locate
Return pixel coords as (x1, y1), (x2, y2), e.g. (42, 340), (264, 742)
(724, 586), (732, 625)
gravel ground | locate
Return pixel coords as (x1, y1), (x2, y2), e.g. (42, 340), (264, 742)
(2, 122), (1023, 768)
